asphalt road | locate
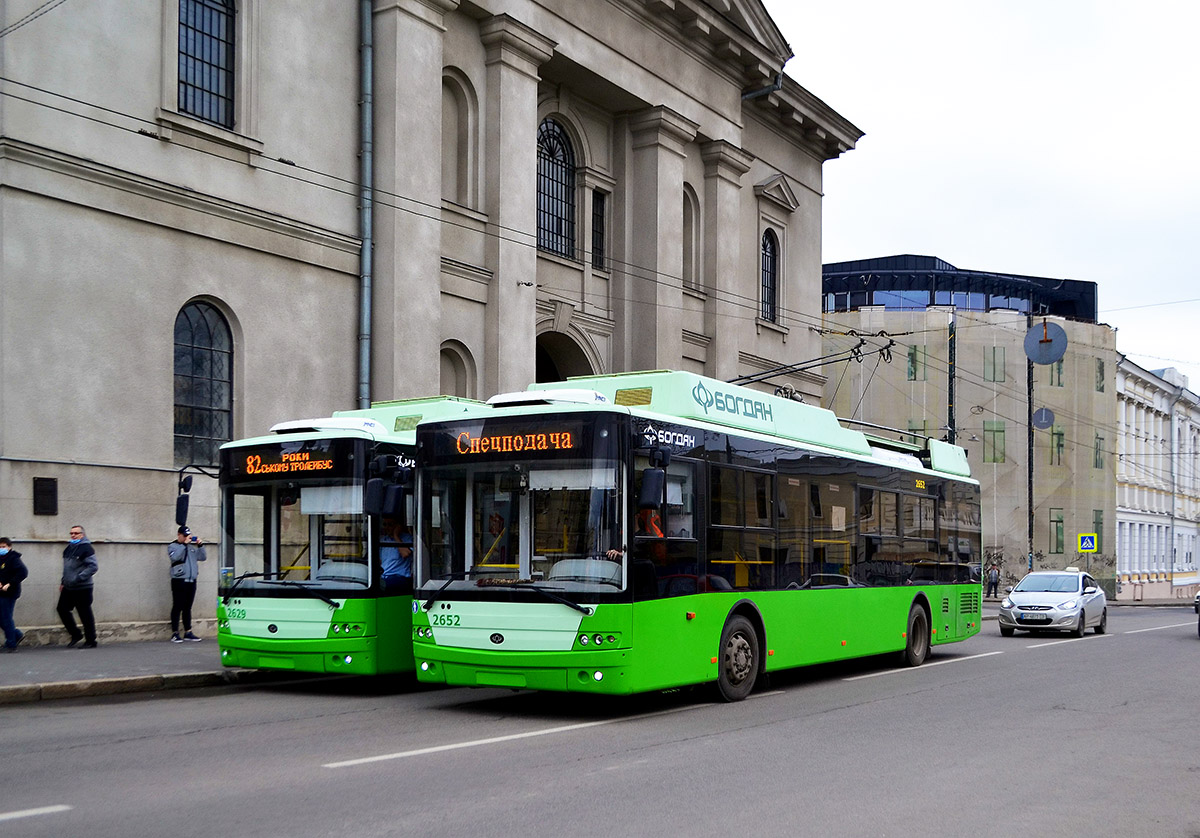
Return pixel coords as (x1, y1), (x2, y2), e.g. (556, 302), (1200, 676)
(3, 606), (1198, 838)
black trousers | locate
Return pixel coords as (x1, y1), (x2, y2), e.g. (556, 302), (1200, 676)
(170, 578), (197, 632)
(57, 586), (96, 643)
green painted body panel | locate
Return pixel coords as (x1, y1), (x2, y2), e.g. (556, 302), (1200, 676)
(412, 586), (981, 695)
(217, 594), (415, 676)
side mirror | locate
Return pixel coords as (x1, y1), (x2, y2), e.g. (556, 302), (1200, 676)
(175, 493), (190, 527)
(179, 474), (193, 494)
(1005, 586), (1014, 593)
(364, 478), (385, 516)
(382, 484), (405, 518)
(639, 468), (665, 510)
(1083, 586), (1097, 595)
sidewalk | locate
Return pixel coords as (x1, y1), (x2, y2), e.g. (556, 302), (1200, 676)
(1, 599), (1192, 705)
(0, 624), (295, 705)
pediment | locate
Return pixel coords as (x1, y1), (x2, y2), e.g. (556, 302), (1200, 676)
(702, 0), (791, 62)
(753, 173), (799, 213)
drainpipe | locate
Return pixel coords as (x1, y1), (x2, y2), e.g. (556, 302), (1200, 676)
(1168, 384), (1184, 586)
(357, 0), (375, 409)
(742, 73), (783, 101)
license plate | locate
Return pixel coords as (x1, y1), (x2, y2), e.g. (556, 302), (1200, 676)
(1019, 613), (1048, 622)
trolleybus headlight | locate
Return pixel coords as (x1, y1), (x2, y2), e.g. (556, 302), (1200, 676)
(593, 671), (604, 682)
(333, 624), (341, 633)
(420, 661), (430, 671)
(579, 634), (589, 645)
(593, 634), (604, 645)
(344, 656), (353, 664)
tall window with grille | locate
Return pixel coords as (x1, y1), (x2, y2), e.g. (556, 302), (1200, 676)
(907, 345), (927, 381)
(1050, 425), (1065, 466)
(984, 345), (1005, 382)
(760, 230), (778, 322)
(1049, 359), (1064, 387)
(175, 302), (232, 466)
(1095, 358), (1106, 392)
(1093, 509), (1104, 552)
(984, 420), (1006, 463)
(178, 0), (235, 128)
(1050, 508), (1064, 554)
(1094, 432), (1105, 469)
(537, 119), (576, 258)
(591, 190), (607, 270)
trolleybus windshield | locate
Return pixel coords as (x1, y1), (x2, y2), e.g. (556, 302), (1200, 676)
(221, 438), (376, 594)
(418, 416), (624, 595)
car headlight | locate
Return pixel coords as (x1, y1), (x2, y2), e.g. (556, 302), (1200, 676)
(1001, 597), (1013, 608)
(1058, 599), (1078, 610)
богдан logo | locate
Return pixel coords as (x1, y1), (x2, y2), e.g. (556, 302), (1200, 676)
(692, 380), (715, 414)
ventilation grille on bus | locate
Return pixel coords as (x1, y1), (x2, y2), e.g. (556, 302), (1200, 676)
(941, 597), (950, 614)
(614, 387), (653, 406)
(960, 590), (980, 613)
(393, 415), (422, 432)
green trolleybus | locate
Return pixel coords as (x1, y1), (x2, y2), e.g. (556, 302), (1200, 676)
(411, 371), (982, 700)
(217, 397), (480, 676)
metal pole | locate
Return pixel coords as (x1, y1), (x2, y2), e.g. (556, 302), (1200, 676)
(947, 310), (956, 444)
(1027, 312), (1035, 571)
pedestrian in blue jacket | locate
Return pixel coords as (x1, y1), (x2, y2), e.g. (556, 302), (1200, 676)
(0, 537), (28, 651)
(168, 526), (207, 642)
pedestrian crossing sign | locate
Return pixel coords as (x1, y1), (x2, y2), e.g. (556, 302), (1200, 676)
(1078, 533), (1097, 552)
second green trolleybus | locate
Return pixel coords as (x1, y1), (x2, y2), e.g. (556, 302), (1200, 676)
(411, 370), (982, 700)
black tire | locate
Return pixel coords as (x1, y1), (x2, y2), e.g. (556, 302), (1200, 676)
(1072, 614), (1086, 638)
(901, 604), (930, 666)
(716, 615), (759, 702)
(1094, 609), (1107, 635)
(999, 625), (1015, 637)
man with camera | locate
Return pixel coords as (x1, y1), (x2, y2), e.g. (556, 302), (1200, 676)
(168, 526), (207, 643)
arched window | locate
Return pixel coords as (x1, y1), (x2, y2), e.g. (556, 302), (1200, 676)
(174, 301), (233, 466)
(439, 342), (475, 399)
(178, 0), (236, 128)
(537, 118), (576, 258)
(682, 185), (700, 290)
(760, 229), (779, 322)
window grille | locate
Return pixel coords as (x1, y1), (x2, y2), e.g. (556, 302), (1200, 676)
(537, 119), (576, 258)
(760, 230), (778, 321)
(178, 0), (235, 128)
(592, 190), (607, 270)
(175, 302), (233, 466)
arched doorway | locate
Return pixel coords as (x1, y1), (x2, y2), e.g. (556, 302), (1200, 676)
(535, 331), (594, 384)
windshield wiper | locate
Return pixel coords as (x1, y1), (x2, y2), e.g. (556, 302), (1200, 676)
(259, 579), (341, 609)
(222, 570), (279, 604)
(508, 583), (595, 615)
(420, 571), (475, 611)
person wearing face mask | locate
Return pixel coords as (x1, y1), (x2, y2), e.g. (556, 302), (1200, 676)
(0, 537), (28, 652)
(59, 525), (99, 648)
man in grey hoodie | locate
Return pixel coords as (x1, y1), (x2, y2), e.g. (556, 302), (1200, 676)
(167, 526), (206, 642)
(59, 525), (98, 648)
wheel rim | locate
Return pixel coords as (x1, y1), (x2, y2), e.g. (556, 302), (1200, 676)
(724, 632), (753, 685)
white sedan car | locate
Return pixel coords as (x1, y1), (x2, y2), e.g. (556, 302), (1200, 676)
(998, 570), (1107, 637)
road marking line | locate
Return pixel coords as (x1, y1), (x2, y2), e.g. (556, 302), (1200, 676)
(1123, 622), (1196, 634)
(324, 703), (703, 768)
(0, 805), (72, 823)
(1027, 633), (1115, 648)
(842, 650), (1004, 681)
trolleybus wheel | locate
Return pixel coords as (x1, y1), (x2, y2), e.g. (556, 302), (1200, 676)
(716, 615), (759, 702)
(901, 604), (930, 667)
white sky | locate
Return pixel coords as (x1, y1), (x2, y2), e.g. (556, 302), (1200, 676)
(764, 0), (1200, 385)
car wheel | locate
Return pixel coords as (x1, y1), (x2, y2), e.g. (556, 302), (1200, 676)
(716, 615), (758, 702)
(901, 604), (930, 666)
(1072, 613), (1086, 638)
(1094, 609), (1107, 635)
(999, 625), (1014, 637)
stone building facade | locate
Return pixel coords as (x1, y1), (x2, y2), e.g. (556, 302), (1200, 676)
(1115, 360), (1200, 602)
(0, 1), (859, 631)
(822, 256), (1118, 593)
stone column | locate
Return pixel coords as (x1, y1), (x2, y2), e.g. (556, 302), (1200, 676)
(481, 15), (555, 396)
(700, 140), (753, 381)
(372, 0), (459, 399)
(624, 106), (697, 371)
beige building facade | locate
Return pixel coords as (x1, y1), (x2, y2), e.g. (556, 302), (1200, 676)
(822, 256), (1118, 592)
(0, 1), (859, 631)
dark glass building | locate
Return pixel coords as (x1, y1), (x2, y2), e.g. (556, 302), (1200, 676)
(823, 255), (1097, 322)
